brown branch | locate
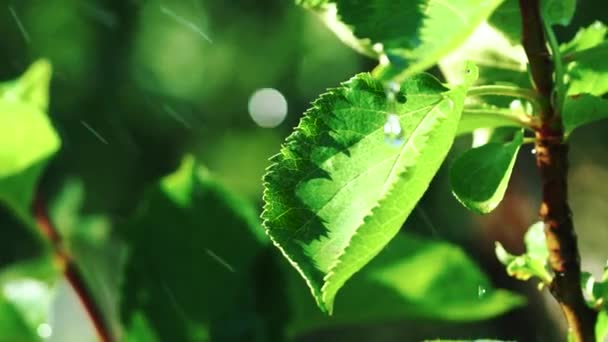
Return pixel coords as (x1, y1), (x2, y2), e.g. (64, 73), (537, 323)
(33, 195), (114, 342)
(518, 0), (598, 341)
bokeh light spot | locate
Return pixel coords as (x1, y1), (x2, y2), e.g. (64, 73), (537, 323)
(248, 88), (288, 128)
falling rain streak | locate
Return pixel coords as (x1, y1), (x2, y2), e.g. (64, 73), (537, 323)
(205, 249), (235, 273)
(8, 6), (30, 44)
(80, 120), (109, 145)
(163, 104), (191, 129)
(160, 6), (213, 43)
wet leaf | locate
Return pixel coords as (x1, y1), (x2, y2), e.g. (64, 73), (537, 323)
(263, 65), (477, 312)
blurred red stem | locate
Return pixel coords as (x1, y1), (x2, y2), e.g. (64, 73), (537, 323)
(33, 195), (114, 342)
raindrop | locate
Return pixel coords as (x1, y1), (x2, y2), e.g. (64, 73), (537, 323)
(160, 6), (213, 43)
(531, 148), (537, 155)
(248, 88), (288, 128)
(372, 43), (384, 54)
(205, 249), (236, 273)
(37, 323), (52, 339)
(477, 285), (487, 298)
(8, 6), (30, 44)
(163, 104), (191, 129)
(384, 81), (400, 102)
(509, 99), (524, 112)
(384, 113), (405, 147)
(80, 120), (109, 145)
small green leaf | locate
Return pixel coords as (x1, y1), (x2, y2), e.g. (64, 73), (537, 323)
(298, 0), (504, 78)
(439, 22), (529, 90)
(450, 130), (523, 214)
(563, 94), (608, 135)
(560, 22), (608, 96)
(495, 222), (552, 283)
(542, 0), (576, 26)
(263, 66), (477, 313)
(286, 233), (524, 337)
(0, 60), (59, 220)
(561, 21), (607, 55)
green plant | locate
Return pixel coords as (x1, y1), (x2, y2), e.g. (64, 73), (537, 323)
(1, 0), (607, 341)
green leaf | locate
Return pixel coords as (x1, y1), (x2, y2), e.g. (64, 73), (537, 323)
(489, 0), (576, 43)
(565, 47), (608, 96)
(0, 258), (58, 342)
(298, 0), (504, 78)
(581, 265), (608, 342)
(597, 310), (608, 342)
(563, 94), (608, 135)
(263, 65), (477, 313)
(449, 130), (523, 214)
(0, 60), (59, 220)
(495, 221), (552, 283)
(561, 21), (607, 55)
(439, 23), (529, 88)
(120, 157), (267, 341)
(560, 22), (608, 96)
(542, 0), (576, 26)
(286, 233), (524, 337)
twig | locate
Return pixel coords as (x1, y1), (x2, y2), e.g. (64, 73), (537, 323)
(517, 1), (598, 341)
(33, 195), (114, 342)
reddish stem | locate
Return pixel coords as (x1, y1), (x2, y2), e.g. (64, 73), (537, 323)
(33, 195), (114, 342)
(518, 0), (598, 340)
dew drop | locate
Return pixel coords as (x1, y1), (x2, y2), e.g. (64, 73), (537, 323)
(531, 148), (537, 155)
(384, 81), (400, 102)
(37, 323), (52, 339)
(477, 285), (487, 298)
(384, 113), (405, 147)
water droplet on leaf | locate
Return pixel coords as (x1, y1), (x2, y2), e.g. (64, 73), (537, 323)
(477, 285), (487, 298)
(384, 81), (400, 102)
(384, 113), (404, 147)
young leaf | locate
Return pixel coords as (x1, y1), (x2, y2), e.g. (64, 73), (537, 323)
(490, 0), (576, 43)
(542, 0), (576, 26)
(495, 222), (552, 283)
(0, 60), (59, 220)
(439, 23), (529, 89)
(449, 130), (523, 214)
(120, 157), (267, 341)
(563, 94), (608, 135)
(286, 233), (524, 337)
(560, 21), (608, 97)
(297, 0), (503, 78)
(263, 65), (478, 313)
(561, 21), (607, 55)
